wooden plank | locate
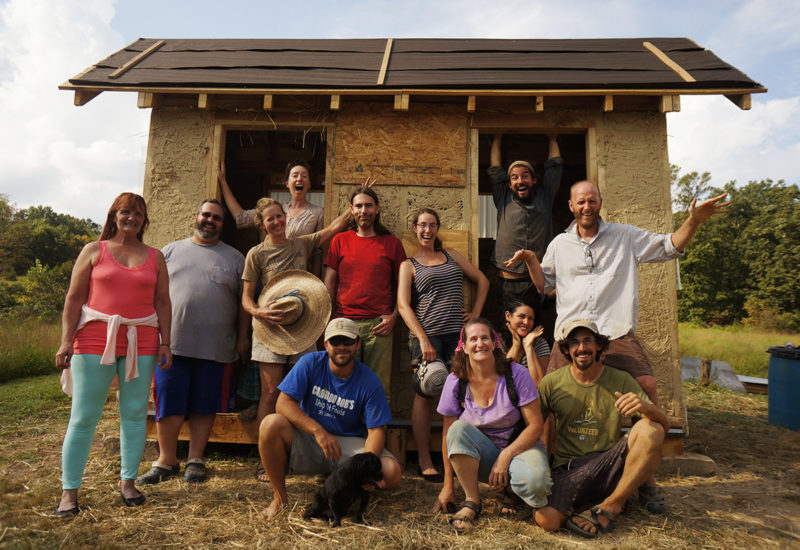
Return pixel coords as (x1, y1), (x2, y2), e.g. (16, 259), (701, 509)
(535, 95), (544, 111)
(377, 38), (394, 85)
(586, 127), (598, 184)
(467, 95), (476, 113)
(659, 95), (680, 113)
(330, 94), (341, 110)
(725, 93), (751, 110)
(603, 95), (614, 112)
(643, 41), (696, 82)
(108, 39), (166, 79)
(74, 89), (101, 106)
(262, 94), (273, 110)
(137, 91), (154, 108)
(146, 412), (259, 444)
(198, 93), (211, 109)
(394, 93), (409, 111)
(60, 82), (767, 97)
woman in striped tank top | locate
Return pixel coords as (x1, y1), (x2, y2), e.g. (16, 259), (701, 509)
(398, 208), (489, 482)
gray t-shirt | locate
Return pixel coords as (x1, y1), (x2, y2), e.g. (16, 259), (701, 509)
(162, 238), (245, 363)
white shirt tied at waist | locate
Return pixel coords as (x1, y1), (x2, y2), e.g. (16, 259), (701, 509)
(60, 305), (160, 396)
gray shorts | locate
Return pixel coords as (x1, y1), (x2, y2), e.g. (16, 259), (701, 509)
(251, 339), (316, 364)
(288, 428), (397, 475)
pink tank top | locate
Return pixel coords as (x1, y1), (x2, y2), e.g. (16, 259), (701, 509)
(73, 240), (160, 356)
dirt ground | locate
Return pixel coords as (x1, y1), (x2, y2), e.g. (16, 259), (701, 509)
(1, 382), (799, 549)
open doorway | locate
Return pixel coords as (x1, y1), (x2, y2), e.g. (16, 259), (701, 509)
(477, 132), (587, 344)
(219, 129), (327, 256)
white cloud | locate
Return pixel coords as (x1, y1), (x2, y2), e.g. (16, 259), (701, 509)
(0, 0), (149, 223)
(668, 94), (800, 186)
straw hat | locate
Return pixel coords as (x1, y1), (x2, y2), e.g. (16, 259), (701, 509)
(252, 270), (331, 355)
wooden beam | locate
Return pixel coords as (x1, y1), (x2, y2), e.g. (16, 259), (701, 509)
(137, 91), (154, 108)
(74, 89), (101, 106)
(660, 95), (680, 113)
(603, 95), (614, 112)
(394, 93), (409, 111)
(535, 95), (544, 112)
(197, 93), (211, 110)
(643, 41), (696, 83)
(725, 93), (751, 110)
(109, 40), (166, 79)
(262, 94), (273, 110)
(377, 38), (394, 85)
(467, 95), (476, 113)
(330, 94), (341, 110)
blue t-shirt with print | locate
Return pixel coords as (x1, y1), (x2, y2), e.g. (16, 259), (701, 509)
(278, 350), (392, 437)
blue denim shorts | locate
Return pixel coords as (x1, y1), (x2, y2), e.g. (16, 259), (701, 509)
(408, 332), (460, 366)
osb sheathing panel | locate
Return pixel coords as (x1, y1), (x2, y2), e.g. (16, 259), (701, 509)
(142, 107), (214, 249)
(334, 102), (468, 188)
(598, 110), (682, 422)
(329, 102), (472, 418)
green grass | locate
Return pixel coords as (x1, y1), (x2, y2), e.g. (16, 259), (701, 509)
(678, 322), (799, 378)
(0, 318), (60, 383)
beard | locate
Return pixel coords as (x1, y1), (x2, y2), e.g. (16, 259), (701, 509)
(195, 220), (220, 239)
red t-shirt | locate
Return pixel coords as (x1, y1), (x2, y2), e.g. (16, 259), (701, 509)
(325, 231), (406, 318)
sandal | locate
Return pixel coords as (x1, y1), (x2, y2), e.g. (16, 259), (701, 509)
(448, 500), (481, 534)
(499, 490), (527, 517)
(565, 505), (617, 539)
(136, 462), (180, 486)
(638, 485), (667, 514)
(254, 463), (270, 483)
(238, 403), (258, 421)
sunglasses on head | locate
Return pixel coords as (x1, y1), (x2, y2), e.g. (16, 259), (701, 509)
(328, 336), (356, 346)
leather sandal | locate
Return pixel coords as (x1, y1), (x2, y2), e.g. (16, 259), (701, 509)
(448, 500), (481, 534)
(565, 505), (617, 539)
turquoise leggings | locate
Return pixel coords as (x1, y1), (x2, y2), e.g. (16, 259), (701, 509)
(61, 354), (156, 490)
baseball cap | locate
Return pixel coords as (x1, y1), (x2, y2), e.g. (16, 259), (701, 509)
(324, 318), (359, 342)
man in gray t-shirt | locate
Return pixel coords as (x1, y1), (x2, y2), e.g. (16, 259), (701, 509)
(137, 199), (248, 486)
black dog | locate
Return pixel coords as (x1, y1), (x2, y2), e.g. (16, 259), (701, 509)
(303, 452), (383, 527)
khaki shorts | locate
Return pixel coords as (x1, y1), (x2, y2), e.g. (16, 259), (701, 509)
(288, 428), (397, 476)
(251, 339), (316, 364)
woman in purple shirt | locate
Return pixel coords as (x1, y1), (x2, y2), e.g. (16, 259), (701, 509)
(434, 318), (551, 533)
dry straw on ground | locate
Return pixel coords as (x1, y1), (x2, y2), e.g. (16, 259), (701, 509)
(1, 382), (799, 549)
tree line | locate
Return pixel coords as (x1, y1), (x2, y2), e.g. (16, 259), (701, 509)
(0, 194), (99, 320)
(671, 166), (799, 330)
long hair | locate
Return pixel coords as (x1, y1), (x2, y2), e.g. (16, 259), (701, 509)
(557, 329), (610, 362)
(349, 186), (391, 235)
(253, 197), (285, 227)
(450, 317), (511, 381)
(284, 159), (312, 184)
(502, 299), (533, 346)
(100, 192), (149, 241)
(412, 207), (443, 251)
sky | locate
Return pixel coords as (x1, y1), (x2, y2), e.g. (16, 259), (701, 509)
(1, 0), (798, 223)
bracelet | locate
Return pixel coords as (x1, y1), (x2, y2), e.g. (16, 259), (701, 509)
(159, 343), (171, 348)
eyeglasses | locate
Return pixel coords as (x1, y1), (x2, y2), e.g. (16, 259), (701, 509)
(328, 336), (356, 346)
(415, 223), (438, 230)
(583, 244), (594, 269)
(200, 212), (224, 222)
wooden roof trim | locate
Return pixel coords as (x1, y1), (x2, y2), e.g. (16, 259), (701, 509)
(109, 40), (166, 79)
(58, 82), (767, 98)
(377, 39), (393, 85)
(643, 41), (696, 83)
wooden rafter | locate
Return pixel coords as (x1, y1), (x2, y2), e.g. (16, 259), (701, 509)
(643, 41), (696, 83)
(467, 95), (476, 113)
(377, 38), (394, 86)
(535, 96), (544, 112)
(74, 89), (101, 106)
(394, 93), (409, 111)
(725, 94), (751, 110)
(603, 95), (613, 112)
(262, 94), (273, 110)
(330, 95), (341, 110)
(109, 40), (166, 79)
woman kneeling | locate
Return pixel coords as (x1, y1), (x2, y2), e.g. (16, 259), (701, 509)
(434, 318), (551, 533)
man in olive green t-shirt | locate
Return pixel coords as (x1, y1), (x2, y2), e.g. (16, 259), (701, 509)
(533, 320), (670, 539)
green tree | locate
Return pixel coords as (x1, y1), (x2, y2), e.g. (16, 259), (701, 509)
(674, 168), (800, 329)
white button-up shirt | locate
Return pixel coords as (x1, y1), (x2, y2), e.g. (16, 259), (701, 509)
(542, 219), (683, 340)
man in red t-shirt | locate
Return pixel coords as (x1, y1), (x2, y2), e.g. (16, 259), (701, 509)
(324, 187), (406, 398)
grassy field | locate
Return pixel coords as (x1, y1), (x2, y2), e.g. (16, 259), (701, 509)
(678, 323), (799, 378)
(0, 319), (60, 383)
(1, 376), (799, 549)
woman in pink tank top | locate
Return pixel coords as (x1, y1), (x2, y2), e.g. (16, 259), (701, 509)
(54, 193), (172, 516)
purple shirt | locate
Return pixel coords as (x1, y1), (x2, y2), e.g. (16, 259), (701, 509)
(437, 362), (540, 449)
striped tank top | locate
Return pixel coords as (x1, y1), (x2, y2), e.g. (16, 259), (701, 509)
(410, 250), (464, 337)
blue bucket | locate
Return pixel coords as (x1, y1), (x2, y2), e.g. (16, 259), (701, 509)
(768, 345), (800, 431)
